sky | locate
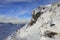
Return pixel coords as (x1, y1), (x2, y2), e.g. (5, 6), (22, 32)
(0, 0), (60, 24)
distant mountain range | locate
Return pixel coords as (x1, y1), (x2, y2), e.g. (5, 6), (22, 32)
(0, 22), (26, 40)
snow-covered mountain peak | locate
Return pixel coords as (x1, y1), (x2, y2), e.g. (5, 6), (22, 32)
(33, 4), (51, 15)
(6, 2), (60, 40)
(28, 4), (52, 26)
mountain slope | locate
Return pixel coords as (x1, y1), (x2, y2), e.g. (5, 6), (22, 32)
(6, 2), (60, 40)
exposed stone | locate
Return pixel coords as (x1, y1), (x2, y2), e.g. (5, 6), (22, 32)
(44, 31), (57, 38)
(29, 12), (43, 26)
(50, 24), (55, 26)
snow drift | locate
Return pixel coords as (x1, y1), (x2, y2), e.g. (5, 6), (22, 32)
(5, 2), (60, 40)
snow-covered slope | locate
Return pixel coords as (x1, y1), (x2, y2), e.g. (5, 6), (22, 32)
(6, 2), (60, 40)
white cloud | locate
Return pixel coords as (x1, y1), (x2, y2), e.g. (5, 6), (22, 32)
(0, 15), (30, 24)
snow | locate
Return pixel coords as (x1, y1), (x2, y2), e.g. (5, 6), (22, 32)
(5, 2), (60, 40)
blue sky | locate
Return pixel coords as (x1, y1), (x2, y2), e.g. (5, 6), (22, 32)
(0, 0), (60, 24)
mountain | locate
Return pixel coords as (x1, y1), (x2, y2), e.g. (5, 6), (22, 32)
(0, 22), (25, 40)
(6, 2), (60, 40)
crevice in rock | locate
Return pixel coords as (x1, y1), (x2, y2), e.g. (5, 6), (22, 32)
(50, 24), (55, 27)
(44, 31), (57, 38)
(29, 12), (43, 26)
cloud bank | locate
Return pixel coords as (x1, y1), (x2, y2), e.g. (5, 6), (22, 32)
(0, 15), (30, 24)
